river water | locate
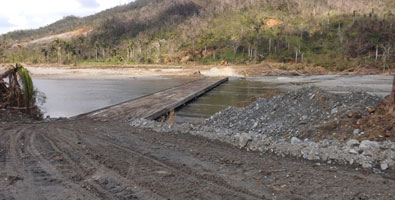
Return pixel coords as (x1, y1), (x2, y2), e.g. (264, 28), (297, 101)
(33, 78), (186, 118)
(33, 77), (280, 121)
(34, 75), (393, 121)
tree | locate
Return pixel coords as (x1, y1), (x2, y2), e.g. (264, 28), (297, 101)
(0, 44), (5, 63)
(135, 39), (142, 62)
(94, 41), (100, 61)
(40, 48), (48, 63)
(127, 40), (135, 62)
(53, 38), (64, 64)
(381, 44), (392, 72)
(101, 42), (107, 59)
(230, 38), (240, 57)
(63, 41), (74, 62)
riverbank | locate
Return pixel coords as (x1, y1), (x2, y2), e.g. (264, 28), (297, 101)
(1, 65), (394, 170)
(1, 62), (394, 78)
(1, 69), (395, 199)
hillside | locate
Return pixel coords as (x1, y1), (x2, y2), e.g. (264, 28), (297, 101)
(0, 0), (394, 71)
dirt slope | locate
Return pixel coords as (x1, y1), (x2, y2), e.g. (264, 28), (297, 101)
(11, 28), (91, 48)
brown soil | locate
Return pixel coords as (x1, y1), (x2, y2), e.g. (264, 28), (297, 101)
(1, 107), (43, 121)
(1, 119), (395, 199)
(12, 28), (91, 48)
(342, 97), (395, 142)
(311, 97), (395, 143)
(0, 109), (37, 123)
(357, 100), (395, 141)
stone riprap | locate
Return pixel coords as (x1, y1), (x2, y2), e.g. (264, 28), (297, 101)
(205, 87), (382, 139)
(129, 87), (394, 170)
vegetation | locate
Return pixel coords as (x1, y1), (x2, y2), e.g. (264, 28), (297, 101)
(16, 64), (34, 106)
(0, 64), (42, 119)
(0, 0), (394, 71)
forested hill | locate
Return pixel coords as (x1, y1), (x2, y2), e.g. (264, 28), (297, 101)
(0, 0), (394, 70)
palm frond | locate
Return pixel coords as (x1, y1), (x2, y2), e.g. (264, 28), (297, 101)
(16, 63), (34, 106)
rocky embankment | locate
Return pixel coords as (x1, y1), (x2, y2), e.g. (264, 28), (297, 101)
(130, 87), (395, 170)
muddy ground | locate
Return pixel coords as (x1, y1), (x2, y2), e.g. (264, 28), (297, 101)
(1, 119), (395, 200)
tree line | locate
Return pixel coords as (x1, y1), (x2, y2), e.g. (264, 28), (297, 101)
(0, 0), (393, 70)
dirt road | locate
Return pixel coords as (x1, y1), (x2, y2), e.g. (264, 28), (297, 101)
(1, 119), (395, 200)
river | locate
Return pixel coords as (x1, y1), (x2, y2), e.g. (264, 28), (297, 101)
(33, 75), (393, 122)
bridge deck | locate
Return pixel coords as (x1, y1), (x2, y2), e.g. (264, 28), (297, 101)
(80, 77), (228, 120)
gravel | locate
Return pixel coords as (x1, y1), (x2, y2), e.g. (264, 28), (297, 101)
(129, 86), (394, 170)
(205, 86), (383, 139)
(130, 118), (395, 170)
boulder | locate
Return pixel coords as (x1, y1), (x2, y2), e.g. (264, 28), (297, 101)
(346, 139), (360, 147)
(359, 140), (380, 150)
(349, 149), (358, 154)
(239, 133), (252, 148)
(291, 137), (302, 144)
(380, 163), (389, 170)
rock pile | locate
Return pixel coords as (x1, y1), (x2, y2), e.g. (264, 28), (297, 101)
(205, 87), (382, 140)
(130, 118), (395, 170)
(129, 87), (394, 170)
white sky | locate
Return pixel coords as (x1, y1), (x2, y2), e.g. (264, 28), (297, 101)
(0, 0), (134, 34)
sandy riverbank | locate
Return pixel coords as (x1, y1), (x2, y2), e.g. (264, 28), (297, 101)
(1, 62), (393, 78)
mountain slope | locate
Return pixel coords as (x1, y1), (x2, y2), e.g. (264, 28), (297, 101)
(0, 0), (394, 70)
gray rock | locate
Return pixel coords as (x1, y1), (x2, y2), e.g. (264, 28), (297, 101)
(239, 133), (252, 148)
(359, 140), (380, 149)
(353, 129), (360, 135)
(304, 151), (320, 161)
(380, 163), (389, 170)
(362, 162), (373, 168)
(128, 86), (395, 171)
(291, 137), (302, 144)
(346, 139), (360, 147)
(349, 149), (358, 154)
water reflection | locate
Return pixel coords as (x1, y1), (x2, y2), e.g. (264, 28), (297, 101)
(34, 78), (186, 118)
(175, 80), (282, 123)
(34, 77), (283, 121)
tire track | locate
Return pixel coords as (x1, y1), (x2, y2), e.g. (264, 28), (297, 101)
(0, 126), (17, 200)
(33, 127), (120, 200)
(5, 126), (46, 200)
(56, 124), (269, 200)
(40, 126), (163, 200)
(27, 130), (102, 200)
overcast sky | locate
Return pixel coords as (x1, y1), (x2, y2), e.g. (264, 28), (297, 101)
(0, 0), (134, 34)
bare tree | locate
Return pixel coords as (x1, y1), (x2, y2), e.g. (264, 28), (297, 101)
(392, 75), (395, 105)
(381, 44), (392, 72)
(94, 41), (99, 61)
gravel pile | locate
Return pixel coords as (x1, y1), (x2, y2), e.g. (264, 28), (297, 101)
(130, 118), (395, 170)
(129, 87), (395, 170)
(205, 87), (383, 139)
